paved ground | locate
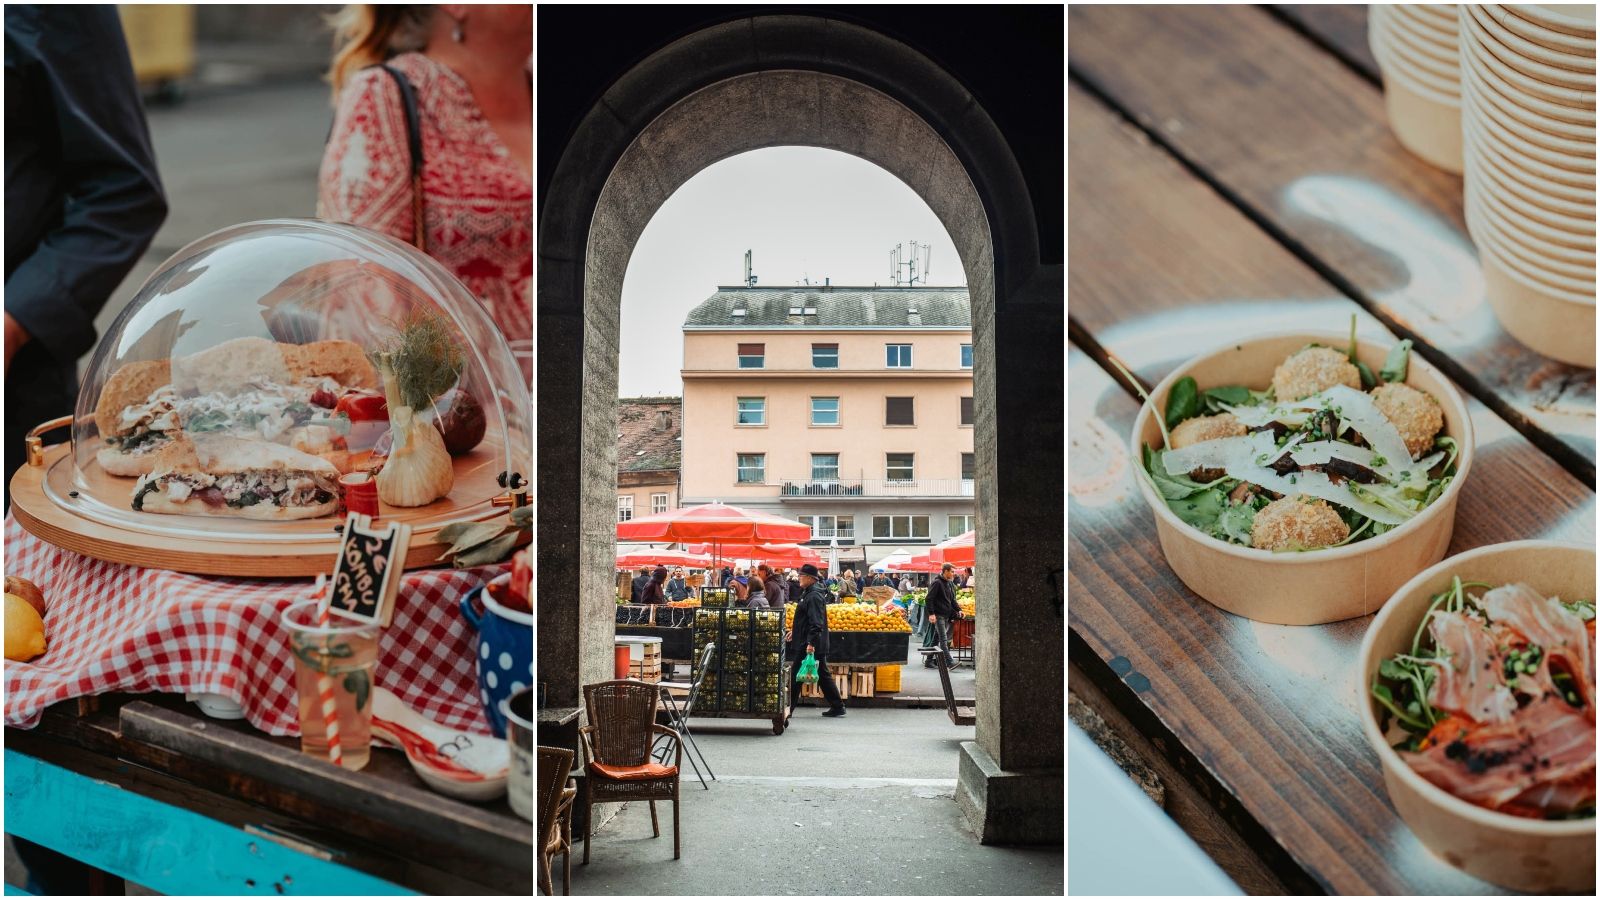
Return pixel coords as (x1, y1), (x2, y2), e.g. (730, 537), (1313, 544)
(90, 69), (331, 362)
(571, 708), (1061, 896)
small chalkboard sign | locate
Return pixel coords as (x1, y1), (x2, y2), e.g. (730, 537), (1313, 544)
(328, 513), (410, 627)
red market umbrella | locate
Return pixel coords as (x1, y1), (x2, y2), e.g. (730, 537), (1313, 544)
(615, 548), (713, 569)
(930, 530), (975, 567)
(616, 502), (812, 544)
(688, 542), (823, 568)
(900, 552), (943, 572)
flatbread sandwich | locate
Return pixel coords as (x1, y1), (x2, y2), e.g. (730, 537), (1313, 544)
(132, 435), (343, 520)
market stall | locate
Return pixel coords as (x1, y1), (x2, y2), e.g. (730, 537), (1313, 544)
(785, 601), (911, 697)
(3, 221), (532, 894)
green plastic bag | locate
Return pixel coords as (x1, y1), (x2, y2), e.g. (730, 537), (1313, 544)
(797, 651), (820, 684)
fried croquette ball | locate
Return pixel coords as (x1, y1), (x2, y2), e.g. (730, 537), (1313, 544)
(1250, 495), (1350, 551)
(1370, 382), (1444, 460)
(1271, 346), (1362, 401)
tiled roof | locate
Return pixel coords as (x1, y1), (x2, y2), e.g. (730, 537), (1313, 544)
(684, 286), (971, 328)
(617, 397), (681, 473)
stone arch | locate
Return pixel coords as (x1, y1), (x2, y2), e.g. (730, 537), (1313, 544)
(538, 15), (1060, 843)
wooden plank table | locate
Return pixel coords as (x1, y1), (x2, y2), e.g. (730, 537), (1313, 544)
(5, 693), (532, 895)
(1068, 6), (1595, 895)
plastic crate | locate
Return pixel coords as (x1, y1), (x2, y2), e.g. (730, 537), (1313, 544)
(752, 689), (783, 714)
(720, 689), (750, 712)
(875, 664), (902, 694)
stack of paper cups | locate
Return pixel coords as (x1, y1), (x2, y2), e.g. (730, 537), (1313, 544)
(1371, 4), (1465, 172)
(1459, 5), (1596, 367)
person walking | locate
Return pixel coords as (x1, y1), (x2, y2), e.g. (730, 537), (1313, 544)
(5, 5), (167, 509)
(665, 568), (689, 602)
(319, 4), (532, 352)
(922, 563), (961, 668)
(629, 567), (652, 604)
(787, 564), (845, 718)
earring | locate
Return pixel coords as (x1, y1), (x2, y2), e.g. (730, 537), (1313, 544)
(452, 19), (464, 43)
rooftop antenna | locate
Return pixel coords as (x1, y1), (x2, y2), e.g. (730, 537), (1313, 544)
(890, 241), (933, 286)
(744, 249), (758, 287)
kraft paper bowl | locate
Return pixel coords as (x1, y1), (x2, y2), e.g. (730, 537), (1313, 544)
(1463, 115), (1595, 192)
(1464, 8), (1596, 90)
(1463, 24), (1597, 108)
(1465, 131), (1596, 218)
(1467, 4), (1596, 77)
(1464, 37), (1597, 124)
(1356, 541), (1596, 894)
(1477, 249), (1597, 367)
(1505, 3), (1598, 40)
(1380, 9), (1465, 75)
(1486, 4), (1596, 54)
(1463, 56), (1597, 145)
(1129, 332), (1474, 626)
(1466, 200), (1597, 294)
(1391, 2), (1462, 48)
(1374, 24), (1464, 98)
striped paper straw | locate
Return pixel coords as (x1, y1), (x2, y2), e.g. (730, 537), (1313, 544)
(310, 576), (342, 767)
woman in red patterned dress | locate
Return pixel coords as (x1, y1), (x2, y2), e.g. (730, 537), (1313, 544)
(318, 5), (532, 357)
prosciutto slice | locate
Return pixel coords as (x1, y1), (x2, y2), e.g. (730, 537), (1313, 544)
(1403, 695), (1595, 813)
(1482, 583), (1595, 713)
(1427, 611), (1516, 724)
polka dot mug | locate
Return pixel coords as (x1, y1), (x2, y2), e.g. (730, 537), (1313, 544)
(461, 572), (533, 738)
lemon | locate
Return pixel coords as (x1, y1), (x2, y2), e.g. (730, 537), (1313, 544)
(5, 593), (46, 662)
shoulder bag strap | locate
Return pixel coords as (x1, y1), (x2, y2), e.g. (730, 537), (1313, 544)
(375, 63), (426, 252)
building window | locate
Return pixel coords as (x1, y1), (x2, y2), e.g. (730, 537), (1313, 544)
(811, 396), (840, 426)
(960, 396), (974, 426)
(962, 452), (976, 481)
(886, 453), (915, 482)
(652, 493), (669, 515)
(811, 453), (840, 481)
(800, 514), (854, 540)
(736, 453), (765, 484)
(886, 343), (913, 368)
(872, 515), (929, 540)
(885, 396), (914, 426)
(949, 514), (974, 537)
(738, 343), (765, 368)
(736, 396), (765, 426)
(812, 343), (839, 368)
(961, 343), (973, 369)
(617, 496), (633, 523)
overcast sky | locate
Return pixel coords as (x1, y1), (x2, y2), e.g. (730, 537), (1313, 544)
(617, 146), (964, 397)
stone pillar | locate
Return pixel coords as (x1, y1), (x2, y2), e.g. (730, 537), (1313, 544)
(956, 263), (1064, 844)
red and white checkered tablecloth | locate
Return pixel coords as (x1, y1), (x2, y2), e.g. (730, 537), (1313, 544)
(2, 516), (508, 736)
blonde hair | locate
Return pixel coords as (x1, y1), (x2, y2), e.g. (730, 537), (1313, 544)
(326, 5), (433, 103)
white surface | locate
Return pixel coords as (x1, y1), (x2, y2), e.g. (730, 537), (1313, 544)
(1068, 724), (1242, 896)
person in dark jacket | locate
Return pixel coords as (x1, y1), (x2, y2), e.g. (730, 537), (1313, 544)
(787, 564), (845, 718)
(922, 563), (961, 668)
(786, 570), (802, 606)
(5, 5), (167, 507)
(629, 567), (652, 604)
(757, 563), (785, 607)
(640, 566), (668, 604)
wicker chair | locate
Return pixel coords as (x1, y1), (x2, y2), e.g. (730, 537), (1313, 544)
(580, 680), (682, 863)
(536, 745), (576, 895)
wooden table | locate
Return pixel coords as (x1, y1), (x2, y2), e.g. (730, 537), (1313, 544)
(1068, 6), (1595, 895)
(4, 694), (531, 895)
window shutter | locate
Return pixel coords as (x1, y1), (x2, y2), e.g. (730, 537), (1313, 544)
(738, 343), (764, 356)
(886, 397), (914, 425)
(960, 396), (974, 425)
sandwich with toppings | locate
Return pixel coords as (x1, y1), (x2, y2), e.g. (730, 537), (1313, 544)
(131, 435), (343, 520)
(94, 337), (377, 476)
(1372, 578), (1596, 820)
(1137, 323), (1459, 552)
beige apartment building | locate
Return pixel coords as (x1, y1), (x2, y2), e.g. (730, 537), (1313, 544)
(680, 286), (974, 567)
(616, 397), (681, 524)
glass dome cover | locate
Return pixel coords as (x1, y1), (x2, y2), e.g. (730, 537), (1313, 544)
(61, 219), (530, 543)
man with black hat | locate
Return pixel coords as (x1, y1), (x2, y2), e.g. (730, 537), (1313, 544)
(787, 563), (845, 718)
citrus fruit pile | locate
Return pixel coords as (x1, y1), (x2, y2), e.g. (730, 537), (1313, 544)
(785, 602), (911, 632)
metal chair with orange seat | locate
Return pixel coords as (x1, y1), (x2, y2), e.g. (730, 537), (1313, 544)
(579, 680), (683, 863)
(536, 745), (576, 895)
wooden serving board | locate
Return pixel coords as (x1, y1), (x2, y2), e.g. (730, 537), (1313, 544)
(9, 441), (526, 577)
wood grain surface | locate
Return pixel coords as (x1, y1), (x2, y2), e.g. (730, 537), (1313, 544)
(1068, 63), (1594, 894)
(1070, 3), (1596, 477)
(1272, 4), (1381, 82)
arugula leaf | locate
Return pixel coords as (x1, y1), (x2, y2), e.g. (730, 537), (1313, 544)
(1201, 385), (1252, 414)
(1380, 339), (1412, 384)
(1168, 488), (1226, 530)
(1164, 376), (1201, 428)
(1144, 447), (1218, 500)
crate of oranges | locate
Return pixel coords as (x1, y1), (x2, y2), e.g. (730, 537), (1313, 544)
(784, 602), (911, 633)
